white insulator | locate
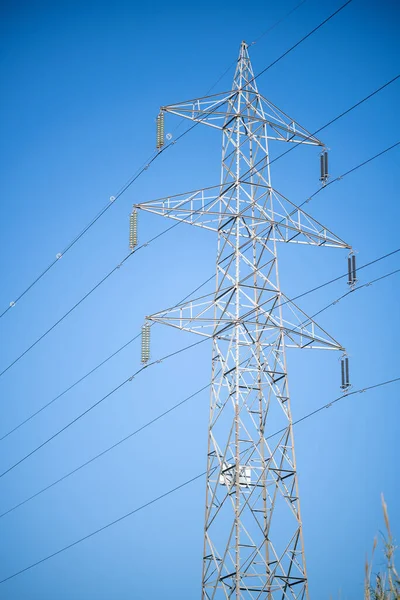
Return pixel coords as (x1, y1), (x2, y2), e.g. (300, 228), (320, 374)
(156, 112), (164, 149)
(129, 210), (138, 250)
(141, 323), (151, 364)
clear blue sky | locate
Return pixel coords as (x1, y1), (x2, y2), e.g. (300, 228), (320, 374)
(0, 0), (399, 598)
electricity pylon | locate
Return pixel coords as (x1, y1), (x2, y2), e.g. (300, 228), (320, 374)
(135, 41), (351, 599)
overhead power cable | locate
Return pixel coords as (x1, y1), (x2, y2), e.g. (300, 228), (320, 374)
(0, 198), (217, 381)
(0, 472), (207, 586)
(266, 377), (400, 442)
(0, 272), (215, 443)
(0, 338), (208, 480)
(306, 267), (400, 322)
(0, 384), (211, 520)
(0, 333), (141, 443)
(0, 262), (397, 518)
(329, 141), (399, 179)
(250, 0), (309, 45)
(0, 152), (156, 321)
(0, 251), (133, 379)
(248, 0), (353, 85)
(1, 375), (399, 586)
(0, 1), (354, 321)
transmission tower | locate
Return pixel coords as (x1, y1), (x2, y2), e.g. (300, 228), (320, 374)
(135, 42), (352, 599)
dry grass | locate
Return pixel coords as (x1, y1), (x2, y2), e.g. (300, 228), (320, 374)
(364, 495), (400, 599)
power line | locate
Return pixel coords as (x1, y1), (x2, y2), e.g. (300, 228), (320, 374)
(311, 77), (400, 139)
(1, 374), (398, 586)
(334, 141), (400, 179)
(0, 384), (210, 520)
(0, 151), (157, 320)
(250, 0), (309, 45)
(306, 267), (400, 322)
(0, 337), (208, 480)
(0, 333), (141, 443)
(0, 201), (214, 381)
(267, 376), (400, 442)
(0, 274), (215, 443)
(1, 259), (397, 518)
(0, 471), (207, 586)
(0, 251), (132, 379)
(248, 0), (353, 85)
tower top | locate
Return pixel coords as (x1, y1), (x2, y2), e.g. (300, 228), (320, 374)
(239, 40), (249, 58)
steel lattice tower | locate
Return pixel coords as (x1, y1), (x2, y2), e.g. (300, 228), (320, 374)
(135, 42), (351, 599)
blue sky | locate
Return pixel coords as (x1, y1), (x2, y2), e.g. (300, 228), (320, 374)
(0, 0), (399, 598)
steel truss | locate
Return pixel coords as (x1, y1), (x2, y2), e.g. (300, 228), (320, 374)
(136, 42), (351, 599)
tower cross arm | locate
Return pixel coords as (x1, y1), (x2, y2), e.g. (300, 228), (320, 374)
(134, 182), (351, 250)
(161, 90), (323, 145)
(146, 290), (345, 352)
